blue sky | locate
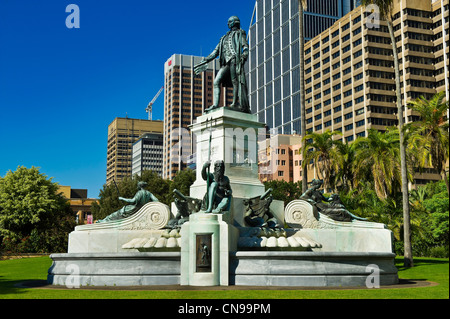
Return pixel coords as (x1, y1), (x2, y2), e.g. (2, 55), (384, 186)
(0, 0), (256, 198)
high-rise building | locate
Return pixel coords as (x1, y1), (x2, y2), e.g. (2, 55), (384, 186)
(163, 54), (233, 179)
(247, 0), (355, 134)
(131, 132), (164, 177)
(302, 0), (449, 185)
(106, 117), (164, 185)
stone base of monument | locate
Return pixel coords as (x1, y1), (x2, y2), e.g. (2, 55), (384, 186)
(230, 251), (398, 287)
(47, 199), (398, 287)
(47, 252), (181, 286)
(47, 252), (397, 287)
(47, 108), (398, 288)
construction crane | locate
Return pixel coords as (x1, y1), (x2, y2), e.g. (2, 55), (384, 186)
(146, 86), (164, 121)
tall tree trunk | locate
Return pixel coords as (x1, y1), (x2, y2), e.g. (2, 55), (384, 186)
(442, 168), (450, 197)
(387, 19), (413, 267)
(299, 1), (308, 194)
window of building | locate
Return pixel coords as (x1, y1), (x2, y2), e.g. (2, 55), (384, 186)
(342, 22), (350, 31)
(356, 119), (365, 127)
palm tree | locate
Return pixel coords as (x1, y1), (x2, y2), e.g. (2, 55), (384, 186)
(298, 0), (308, 194)
(301, 130), (341, 192)
(333, 140), (356, 192)
(361, 0), (413, 267)
(353, 129), (401, 200)
(408, 92), (449, 196)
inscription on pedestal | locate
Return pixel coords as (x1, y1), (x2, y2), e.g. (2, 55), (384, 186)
(196, 234), (212, 273)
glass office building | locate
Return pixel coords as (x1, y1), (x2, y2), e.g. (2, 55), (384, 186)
(247, 0), (356, 134)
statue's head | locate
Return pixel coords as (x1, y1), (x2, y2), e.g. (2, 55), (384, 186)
(310, 179), (323, 189)
(213, 160), (225, 180)
(137, 181), (148, 189)
(228, 16), (240, 29)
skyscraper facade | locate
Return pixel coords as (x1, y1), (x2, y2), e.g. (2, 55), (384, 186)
(302, 0), (449, 185)
(247, 0), (355, 134)
(106, 117), (164, 185)
(131, 132), (164, 177)
(163, 54), (233, 179)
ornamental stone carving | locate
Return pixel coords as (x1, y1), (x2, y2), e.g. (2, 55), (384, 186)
(75, 202), (171, 231)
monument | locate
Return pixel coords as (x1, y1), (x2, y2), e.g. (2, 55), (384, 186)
(47, 15), (398, 288)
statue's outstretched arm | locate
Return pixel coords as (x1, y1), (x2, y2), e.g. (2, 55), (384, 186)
(204, 42), (220, 63)
(119, 196), (136, 204)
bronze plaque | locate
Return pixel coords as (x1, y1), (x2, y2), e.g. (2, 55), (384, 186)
(196, 234), (212, 273)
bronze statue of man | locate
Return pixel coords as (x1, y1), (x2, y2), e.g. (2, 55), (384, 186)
(201, 160), (232, 214)
(194, 16), (250, 113)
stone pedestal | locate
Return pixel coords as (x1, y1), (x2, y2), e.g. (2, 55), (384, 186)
(189, 108), (266, 199)
(180, 212), (238, 286)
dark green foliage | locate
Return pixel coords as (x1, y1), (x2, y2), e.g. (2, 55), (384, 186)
(338, 179), (449, 258)
(263, 180), (302, 206)
(169, 169), (196, 197)
(0, 166), (76, 253)
(409, 180), (449, 257)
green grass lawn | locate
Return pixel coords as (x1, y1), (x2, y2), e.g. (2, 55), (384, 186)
(0, 256), (448, 299)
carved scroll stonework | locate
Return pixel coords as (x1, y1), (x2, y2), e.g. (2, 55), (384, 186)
(285, 200), (386, 230)
(75, 202), (171, 231)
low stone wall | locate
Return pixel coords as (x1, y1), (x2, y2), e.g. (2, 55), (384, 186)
(230, 251), (398, 287)
(47, 250), (398, 287)
(47, 252), (181, 287)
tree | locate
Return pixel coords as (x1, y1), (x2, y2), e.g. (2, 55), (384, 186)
(301, 130), (341, 192)
(333, 140), (356, 192)
(361, 0), (413, 267)
(169, 169), (196, 197)
(0, 166), (75, 253)
(352, 129), (401, 200)
(298, 0), (308, 197)
(409, 180), (449, 257)
(264, 180), (302, 206)
(422, 182), (449, 249)
(408, 92), (449, 195)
